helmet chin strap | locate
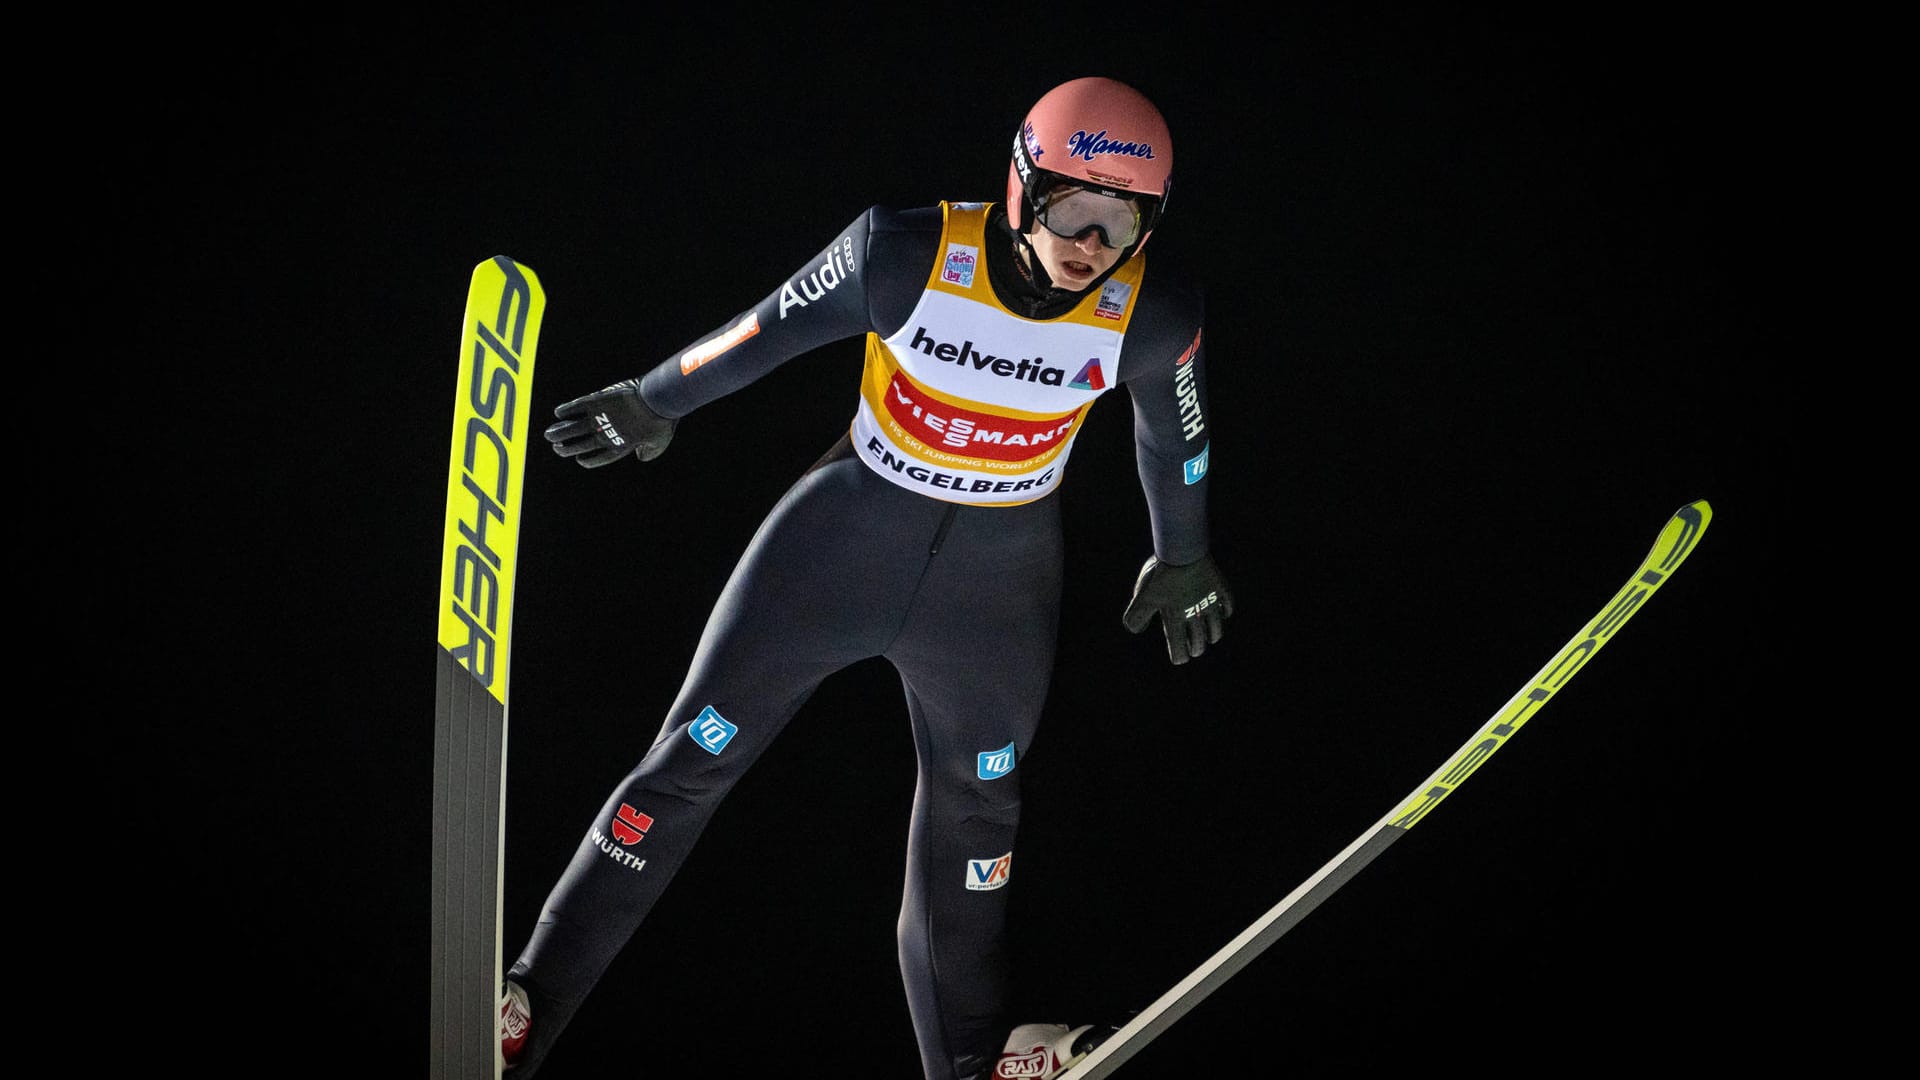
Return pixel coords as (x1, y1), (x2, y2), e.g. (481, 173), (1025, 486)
(1010, 227), (1062, 293)
(1014, 220), (1143, 301)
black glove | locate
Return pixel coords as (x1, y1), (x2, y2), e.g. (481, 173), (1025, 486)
(544, 378), (677, 468)
(1122, 553), (1234, 665)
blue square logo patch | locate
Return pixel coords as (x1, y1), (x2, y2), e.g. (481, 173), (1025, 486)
(977, 741), (1016, 780)
(1183, 442), (1210, 485)
(689, 705), (738, 755)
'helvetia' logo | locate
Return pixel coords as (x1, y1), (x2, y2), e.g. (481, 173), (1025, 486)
(905, 326), (1068, 385)
(1070, 358), (1105, 391)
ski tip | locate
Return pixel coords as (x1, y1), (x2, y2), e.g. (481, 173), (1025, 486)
(1651, 500), (1712, 574)
(474, 254), (543, 287)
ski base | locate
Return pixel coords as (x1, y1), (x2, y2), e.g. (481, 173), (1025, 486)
(431, 650), (511, 1078)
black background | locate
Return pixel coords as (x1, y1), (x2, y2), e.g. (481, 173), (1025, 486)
(129, 10), (1790, 1076)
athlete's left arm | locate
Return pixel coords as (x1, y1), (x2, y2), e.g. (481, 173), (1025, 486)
(1120, 281), (1212, 565)
(1117, 279), (1235, 663)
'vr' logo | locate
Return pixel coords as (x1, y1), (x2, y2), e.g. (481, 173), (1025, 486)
(978, 742), (1016, 780)
(967, 852), (1012, 891)
(689, 705), (738, 755)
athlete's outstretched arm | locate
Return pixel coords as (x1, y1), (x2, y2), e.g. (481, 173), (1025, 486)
(546, 206), (930, 468)
(636, 212), (880, 419)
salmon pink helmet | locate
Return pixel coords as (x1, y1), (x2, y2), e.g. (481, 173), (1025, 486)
(1007, 77), (1172, 257)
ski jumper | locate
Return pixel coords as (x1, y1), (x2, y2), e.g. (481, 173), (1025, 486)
(509, 202), (1212, 1079)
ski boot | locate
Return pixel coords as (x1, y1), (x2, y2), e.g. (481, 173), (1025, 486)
(500, 980), (531, 1069)
(992, 1021), (1116, 1078)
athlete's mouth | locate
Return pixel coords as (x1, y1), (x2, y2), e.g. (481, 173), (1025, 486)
(1062, 260), (1094, 277)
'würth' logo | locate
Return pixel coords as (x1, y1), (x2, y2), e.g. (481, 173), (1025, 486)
(611, 803), (654, 845)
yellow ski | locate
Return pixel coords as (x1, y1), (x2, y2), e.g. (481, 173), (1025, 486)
(1061, 500), (1713, 1078)
(430, 255), (544, 1080)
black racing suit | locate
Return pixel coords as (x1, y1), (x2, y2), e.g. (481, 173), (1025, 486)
(509, 203), (1213, 1079)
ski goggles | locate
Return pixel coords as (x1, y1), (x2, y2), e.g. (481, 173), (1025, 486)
(1034, 185), (1149, 249)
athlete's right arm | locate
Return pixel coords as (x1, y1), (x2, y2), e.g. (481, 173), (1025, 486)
(545, 206), (937, 468)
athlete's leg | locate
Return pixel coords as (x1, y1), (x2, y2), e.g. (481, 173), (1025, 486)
(507, 449), (939, 1075)
(887, 497), (1065, 1080)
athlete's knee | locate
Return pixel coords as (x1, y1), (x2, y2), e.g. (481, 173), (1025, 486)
(628, 711), (762, 795)
(950, 742), (1026, 816)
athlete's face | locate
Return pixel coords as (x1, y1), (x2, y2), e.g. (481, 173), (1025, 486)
(1025, 215), (1124, 291)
